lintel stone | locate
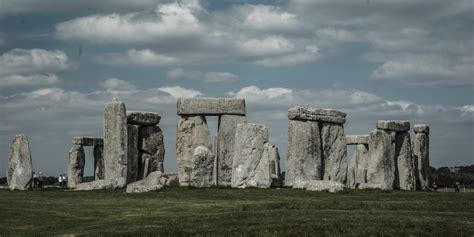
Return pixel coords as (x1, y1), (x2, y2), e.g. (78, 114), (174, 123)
(73, 137), (103, 146)
(376, 120), (410, 132)
(346, 135), (369, 145)
(414, 124), (430, 134)
(288, 106), (346, 124)
(127, 111), (161, 126)
(177, 98), (246, 115)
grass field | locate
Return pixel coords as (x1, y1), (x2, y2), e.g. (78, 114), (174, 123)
(0, 188), (473, 236)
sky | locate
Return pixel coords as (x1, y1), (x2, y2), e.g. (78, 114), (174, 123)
(0, 0), (473, 177)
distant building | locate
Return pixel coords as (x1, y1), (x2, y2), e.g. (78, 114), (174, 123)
(449, 167), (461, 174)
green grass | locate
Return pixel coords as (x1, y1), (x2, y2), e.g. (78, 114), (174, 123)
(0, 188), (473, 236)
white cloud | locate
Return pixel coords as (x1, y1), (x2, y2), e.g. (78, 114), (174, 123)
(100, 78), (136, 91)
(158, 86), (203, 99)
(238, 36), (295, 57)
(254, 45), (320, 66)
(239, 4), (299, 31)
(0, 48), (69, 76)
(0, 74), (59, 88)
(97, 49), (178, 66)
(167, 68), (239, 83)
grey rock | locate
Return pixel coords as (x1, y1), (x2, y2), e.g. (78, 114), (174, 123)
(177, 97), (246, 115)
(321, 123), (347, 183)
(366, 129), (395, 190)
(268, 145), (282, 187)
(212, 135), (218, 186)
(304, 180), (346, 192)
(73, 137), (103, 146)
(413, 132), (430, 190)
(127, 125), (139, 183)
(127, 111), (161, 126)
(285, 120), (322, 187)
(165, 174), (180, 187)
(104, 100), (128, 180)
(7, 134), (33, 191)
(126, 171), (163, 193)
(376, 120), (410, 132)
(231, 123), (269, 188)
(245, 143), (277, 189)
(176, 115), (212, 186)
(347, 144), (369, 189)
(358, 182), (393, 190)
(395, 132), (416, 190)
(93, 145), (104, 180)
(139, 153), (152, 179)
(138, 125), (165, 174)
(190, 146), (214, 188)
(74, 178), (126, 191)
(67, 144), (85, 188)
(414, 124), (430, 135)
(216, 114), (246, 186)
(288, 106), (346, 124)
(346, 135), (369, 145)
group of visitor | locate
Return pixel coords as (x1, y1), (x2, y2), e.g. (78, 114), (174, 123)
(32, 172), (44, 188)
(58, 174), (67, 188)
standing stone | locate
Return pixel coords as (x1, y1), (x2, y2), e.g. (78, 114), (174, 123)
(104, 100), (128, 180)
(93, 145), (104, 180)
(139, 153), (152, 179)
(366, 129), (395, 190)
(216, 114), (246, 186)
(176, 115), (212, 186)
(68, 144), (85, 188)
(413, 124), (430, 190)
(138, 126), (165, 176)
(245, 143), (276, 189)
(347, 144), (369, 188)
(268, 145), (282, 187)
(190, 146), (214, 188)
(7, 134), (33, 191)
(127, 125), (139, 183)
(285, 120), (321, 187)
(321, 123), (347, 183)
(231, 123), (269, 188)
(395, 132), (416, 190)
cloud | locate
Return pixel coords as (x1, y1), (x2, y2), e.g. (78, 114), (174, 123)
(0, 74), (59, 88)
(237, 4), (299, 31)
(97, 49), (178, 66)
(0, 48), (69, 76)
(254, 45), (320, 66)
(100, 78), (136, 91)
(167, 68), (239, 83)
(158, 86), (203, 99)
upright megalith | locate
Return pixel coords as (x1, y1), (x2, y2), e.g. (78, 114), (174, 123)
(138, 125), (165, 177)
(216, 114), (246, 186)
(7, 134), (33, 191)
(231, 123), (272, 188)
(68, 144), (85, 188)
(190, 146), (214, 188)
(347, 143), (369, 189)
(176, 115), (212, 186)
(413, 124), (430, 190)
(286, 106), (347, 187)
(127, 125), (139, 183)
(395, 131), (416, 190)
(93, 144), (104, 180)
(104, 100), (128, 180)
(365, 129), (395, 190)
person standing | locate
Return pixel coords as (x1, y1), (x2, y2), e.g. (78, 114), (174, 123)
(455, 182), (460, 192)
(33, 172), (38, 188)
(58, 175), (63, 188)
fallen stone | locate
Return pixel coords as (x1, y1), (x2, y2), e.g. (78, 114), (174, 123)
(346, 135), (369, 145)
(347, 144), (369, 189)
(68, 144), (85, 188)
(288, 106), (346, 124)
(231, 123), (269, 188)
(285, 120), (322, 187)
(75, 178), (126, 191)
(176, 115), (212, 186)
(366, 129), (395, 190)
(190, 146), (214, 188)
(376, 120), (410, 132)
(93, 145), (104, 180)
(126, 171), (163, 193)
(358, 182), (393, 190)
(413, 132), (430, 190)
(104, 100), (128, 180)
(72, 137), (103, 146)
(177, 97), (246, 115)
(7, 134), (33, 191)
(127, 111), (161, 126)
(138, 125), (165, 174)
(216, 114), (246, 186)
(414, 124), (430, 135)
(321, 123), (347, 183)
(127, 125), (139, 183)
(165, 174), (180, 187)
(304, 180), (346, 192)
(395, 132), (416, 190)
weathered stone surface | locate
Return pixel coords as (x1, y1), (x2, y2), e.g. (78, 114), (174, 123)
(104, 100), (128, 180)
(177, 98), (246, 115)
(321, 123), (347, 183)
(366, 129), (395, 190)
(73, 137), (103, 146)
(268, 144), (282, 187)
(138, 153), (151, 179)
(288, 106), (346, 124)
(376, 120), (410, 132)
(165, 174), (180, 187)
(7, 134), (33, 191)
(413, 132), (430, 190)
(293, 179), (345, 192)
(127, 125), (139, 183)
(285, 120), (321, 187)
(190, 146), (214, 188)
(246, 143), (278, 189)
(217, 114), (246, 186)
(231, 123), (269, 188)
(395, 132), (416, 190)
(67, 144), (85, 188)
(414, 124), (430, 135)
(74, 178), (126, 191)
(176, 115), (212, 186)
(138, 125), (165, 174)
(346, 135), (369, 145)
(347, 144), (369, 189)
(126, 171), (163, 193)
(127, 111), (161, 126)
(93, 145), (104, 180)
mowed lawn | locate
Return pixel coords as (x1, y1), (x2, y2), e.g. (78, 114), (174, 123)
(0, 188), (473, 236)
